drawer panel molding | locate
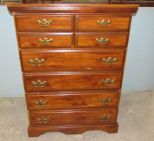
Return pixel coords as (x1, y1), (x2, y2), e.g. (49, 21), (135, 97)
(24, 72), (122, 92)
(29, 108), (117, 126)
(19, 33), (74, 48)
(27, 91), (119, 110)
(76, 33), (128, 48)
(16, 15), (74, 31)
(76, 15), (130, 31)
(21, 51), (125, 71)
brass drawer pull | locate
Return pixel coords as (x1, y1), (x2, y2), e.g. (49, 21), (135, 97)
(37, 19), (52, 27)
(32, 80), (47, 88)
(96, 37), (109, 45)
(34, 100), (48, 106)
(29, 58), (45, 66)
(101, 78), (115, 85)
(99, 97), (112, 104)
(100, 115), (111, 121)
(39, 37), (53, 45)
(97, 19), (111, 26)
(102, 57), (118, 64)
(37, 116), (49, 124)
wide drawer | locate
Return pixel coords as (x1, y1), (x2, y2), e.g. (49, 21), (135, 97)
(76, 15), (130, 31)
(27, 91), (119, 110)
(29, 108), (117, 126)
(18, 33), (74, 48)
(21, 51), (125, 71)
(15, 15), (73, 32)
(76, 33), (128, 48)
(24, 72), (122, 92)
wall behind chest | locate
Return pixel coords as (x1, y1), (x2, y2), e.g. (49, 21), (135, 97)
(0, 6), (24, 97)
(0, 6), (154, 97)
(122, 7), (154, 91)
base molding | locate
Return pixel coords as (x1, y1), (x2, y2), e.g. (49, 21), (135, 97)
(28, 123), (118, 137)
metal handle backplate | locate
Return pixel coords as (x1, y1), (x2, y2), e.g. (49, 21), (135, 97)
(34, 100), (48, 106)
(102, 57), (118, 64)
(39, 37), (53, 45)
(101, 78), (115, 85)
(97, 19), (111, 26)
(37, 18), (52, 27)
(32, 80), (47, 88)
(96, 37), (109, 45)
(99, 97), (112, 104)
(100, 115), (111, 121)
(37, 116), (49, 124)
(29, 58), (45, 66)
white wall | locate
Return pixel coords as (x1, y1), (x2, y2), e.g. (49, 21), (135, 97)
(0, 6), (154, 97)
(122, 7), (154, 91)
(0, 6), (24, 97)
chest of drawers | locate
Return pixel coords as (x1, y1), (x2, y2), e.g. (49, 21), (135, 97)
(7, 4), (138, 137)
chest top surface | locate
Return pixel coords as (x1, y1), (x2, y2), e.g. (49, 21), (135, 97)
(7, 2), (138, 14)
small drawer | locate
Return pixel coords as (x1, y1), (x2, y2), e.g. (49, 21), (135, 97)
(76, 15), (130, 31)
(29, 108), (117, 126)
(18, 33), (74, 48)
(24, 72), (122, 92)
(27, 91), (119, 110)
(15, 15), (74, 32)
(21, 51), (125, 71)
(76, 33), (128, 48)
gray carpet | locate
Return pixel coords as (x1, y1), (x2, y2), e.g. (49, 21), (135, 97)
(0, 91), (154, 141)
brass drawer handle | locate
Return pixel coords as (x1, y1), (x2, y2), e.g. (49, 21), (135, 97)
(34, 100), (48, 106)
(96, 37), (109, 45)
(102, 57), (118, 64)
(101, 78), (115, 85)
(32, 80), (47, 88)
(99, 97), (112, 104)
(39, 37), (53, 45)
(37, 19), (52, 27)
(97, 19), (111, 26)
(100, 115), (111, 121)
(28, 58), (45, 66)
(37, 116), (49, 124)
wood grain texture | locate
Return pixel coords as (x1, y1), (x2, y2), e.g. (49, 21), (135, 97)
(15, 15), (74, 32)
(18, 32), (74, 48)
(24, 72), (122, 92)
(7, 4), (138, 14)
(76, 15), (131, 31)
(27, 91), (119, 110)
(28, 123), (118, 137)
(76, 32), (128, 47)
(7, 3), (138, 137)
(21, 50), (125, 71)
(29, 108), (117, 126)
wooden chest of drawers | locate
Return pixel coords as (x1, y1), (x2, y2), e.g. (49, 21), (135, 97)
(8, 4), (138, 137)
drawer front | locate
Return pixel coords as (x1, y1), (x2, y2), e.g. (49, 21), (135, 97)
(15, 15), (73, 31)
(29, 108), (117, 126)
(21, 51), (125, 71)
(27, 91), (119, 110)
(24, 72), (122, 92)
(76, 15), (130, 31)
(18, 33), (74, 48)
(76, 33), (128, 48)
